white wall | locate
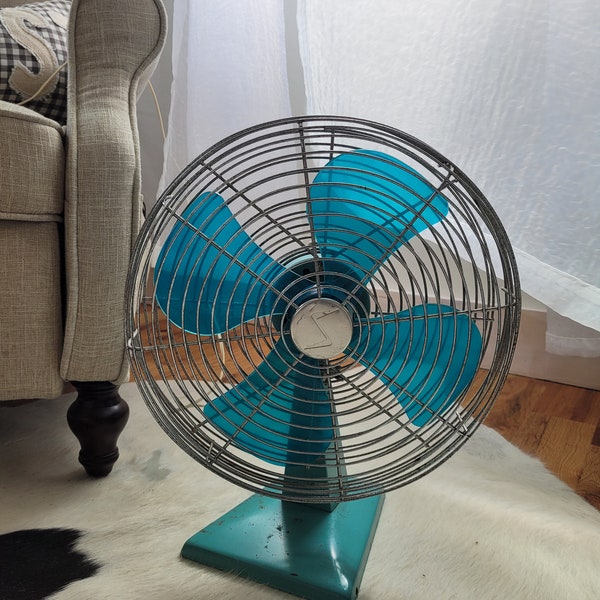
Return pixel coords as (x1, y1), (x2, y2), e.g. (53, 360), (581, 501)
(138, 0), (174, 211)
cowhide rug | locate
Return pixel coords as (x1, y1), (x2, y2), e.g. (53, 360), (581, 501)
(1, 383), (600, 600)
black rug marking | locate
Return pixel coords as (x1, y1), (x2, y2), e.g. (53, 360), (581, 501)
(0, 528), (100, 600)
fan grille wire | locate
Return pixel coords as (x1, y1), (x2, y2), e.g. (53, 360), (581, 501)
(126, 116), (520, 502)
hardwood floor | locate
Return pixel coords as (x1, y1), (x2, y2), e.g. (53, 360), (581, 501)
(133, 310), (600, 511)
(484, 373), (600, 511)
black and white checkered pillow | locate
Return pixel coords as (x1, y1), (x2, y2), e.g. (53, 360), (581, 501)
(0, 0), (70, 125)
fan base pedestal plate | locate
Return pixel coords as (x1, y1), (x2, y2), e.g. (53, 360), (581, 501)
(182, 492), (385, 600)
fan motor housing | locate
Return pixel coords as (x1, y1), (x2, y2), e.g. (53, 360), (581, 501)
(290, 297), (354, 359)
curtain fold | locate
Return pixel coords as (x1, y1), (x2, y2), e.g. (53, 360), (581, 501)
(159, 0), (292, 193)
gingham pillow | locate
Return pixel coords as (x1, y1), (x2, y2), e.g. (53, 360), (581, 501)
(0, 0), (70, 125)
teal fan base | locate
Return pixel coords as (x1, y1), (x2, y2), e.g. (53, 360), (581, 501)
(182, 493), (385, 600)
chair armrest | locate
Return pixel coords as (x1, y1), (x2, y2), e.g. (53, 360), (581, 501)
(61, 0), (166, 383)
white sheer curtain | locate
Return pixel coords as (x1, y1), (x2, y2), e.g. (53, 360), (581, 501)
(159, 0), (292, 190)
(161, 0), (600, 357)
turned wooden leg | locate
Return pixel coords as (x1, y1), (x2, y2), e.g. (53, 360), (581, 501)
(67, 381), (130, 477)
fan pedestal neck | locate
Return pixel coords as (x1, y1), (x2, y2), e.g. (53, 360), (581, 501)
(67, 381), (129, 477)
(182, 493), (385, 600)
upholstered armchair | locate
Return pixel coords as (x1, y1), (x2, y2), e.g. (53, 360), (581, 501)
(0, 0), (166, 475)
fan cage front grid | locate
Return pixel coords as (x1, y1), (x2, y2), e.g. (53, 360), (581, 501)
(126, 116), (520, 503)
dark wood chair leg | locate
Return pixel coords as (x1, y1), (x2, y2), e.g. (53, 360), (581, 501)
(67, 381), (129, 477)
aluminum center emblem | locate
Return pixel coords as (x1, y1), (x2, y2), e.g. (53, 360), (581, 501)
(290, 298), (353, 359)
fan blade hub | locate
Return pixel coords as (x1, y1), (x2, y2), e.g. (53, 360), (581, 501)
(290, 298), (353, 359)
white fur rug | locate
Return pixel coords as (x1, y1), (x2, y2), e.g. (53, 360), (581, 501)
(2, 383), (600, 600)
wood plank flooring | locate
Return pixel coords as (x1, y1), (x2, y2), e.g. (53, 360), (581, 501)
(485, 374), (600, 511)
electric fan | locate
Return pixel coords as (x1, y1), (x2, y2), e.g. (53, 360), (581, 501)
(126, 116), (520, 600)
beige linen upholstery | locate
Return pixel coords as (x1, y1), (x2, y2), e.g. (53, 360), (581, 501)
(0, 103), (65, 399)
(0, 0), (167, 400)
(0, 221), (64, 398)
(0, 104), (64, 221)
(61, 0), (166, 383)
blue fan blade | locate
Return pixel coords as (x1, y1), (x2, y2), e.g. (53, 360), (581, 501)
(155, 193), (285, 335)
(353, 305), (482, 426)
(310, 150), (448, 275)
(204, 339), (334, 466)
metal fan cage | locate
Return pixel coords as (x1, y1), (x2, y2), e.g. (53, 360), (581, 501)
(126, 116), (520, 503)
